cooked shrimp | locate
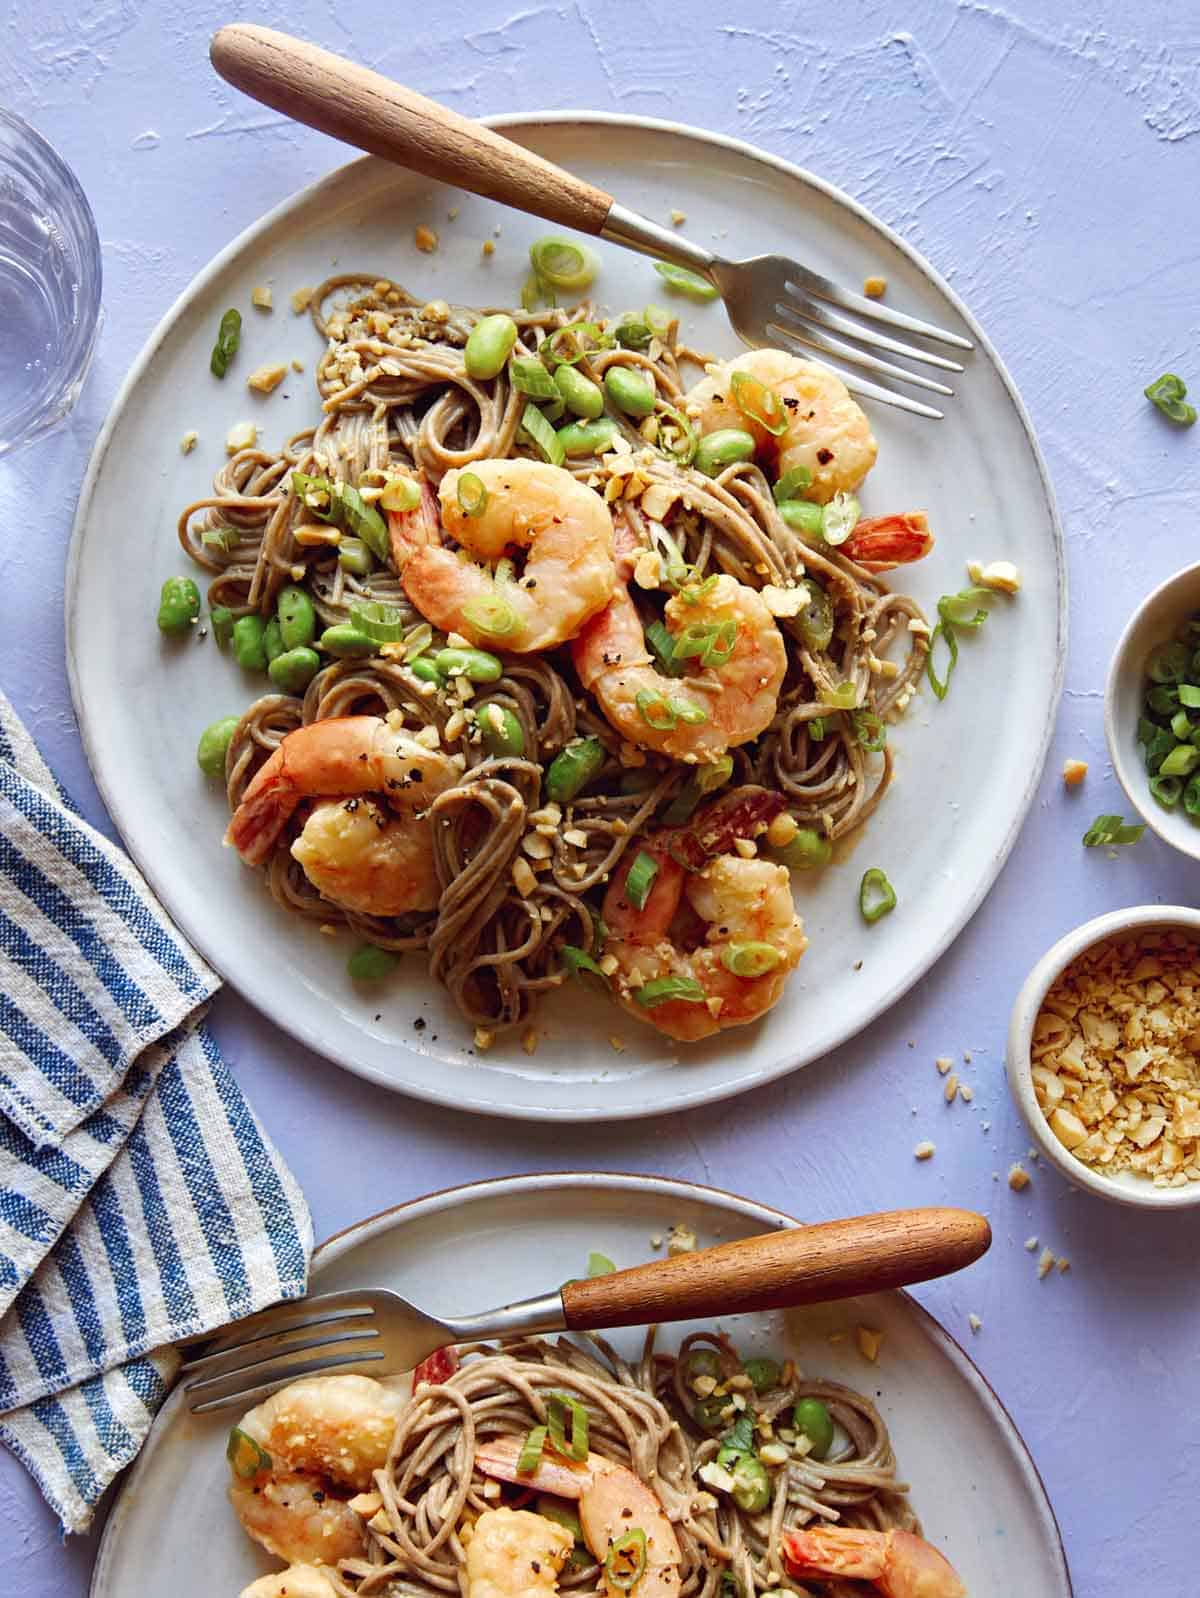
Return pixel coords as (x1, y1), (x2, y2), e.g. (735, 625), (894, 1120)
(686, 348), (876, 503)
(475, 1436), (682, 1598)
(602, 835), (806, 1043)
(572, 573), (786, 763)
(226, 715), (460, 912)
(229, 1373), (406, 1566)
(782, 1526), (967, 1598)
(842, 511), (934, 573)
(466, 1507), (573, 1598)
(389, 458), (617, 651)
(240, 1566), (339, 1598)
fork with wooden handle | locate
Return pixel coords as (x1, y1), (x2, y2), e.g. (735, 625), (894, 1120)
(209, 23), (972, 420)
(182, 1207), (990, 1412)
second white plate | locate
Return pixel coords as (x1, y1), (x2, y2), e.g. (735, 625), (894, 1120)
(67, 115), (1064, 1119)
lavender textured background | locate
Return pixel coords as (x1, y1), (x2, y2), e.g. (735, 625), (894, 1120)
(2, 3), (1199, 1593)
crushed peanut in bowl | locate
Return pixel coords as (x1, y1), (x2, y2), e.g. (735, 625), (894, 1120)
(1030, 927), (1200, 1189)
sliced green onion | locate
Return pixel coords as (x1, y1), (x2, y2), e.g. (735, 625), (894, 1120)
(730, 370), (787, 436)
(614, 316), (653, 351)
(821, 492), (861, 546)
(1082, 814), (1146, 848)
(210, 308), (241, 378)
(672, 697), (709, 726)
(606, 1528), (648, 1592)
(742, 1357), (781, 1393)
(720, 941), (783, 977)
(938, 588), (991, 628)
(456, 472), (488, 518)
(462, 591), (519, 639)
(672, 620), (737, 668)
(653, 261), (719, 301)
(678, 574), (720, 605)
(521, 272), (555, 312)
(561, 945), (609, 992)
(403, 621), (434, 661)
(1145, 372), (1197, 426)
(337, 537), (375, 576)
(820, 681), (859, 710)
(349, 600), (408, 643)
(226, 1427), (271, 1479)
(530, 236), (599, 293)
(380, 475), (422, 513)
(644, 303), (672, 334)
(201, 526), (240, 553)
(625, 850), (660, 912)
(517, 1425), (548, 1475)
(1150, 774), (1182, 808)
(347, 945), (400, 982)
(1147, 641), (1190, 683)
(859, 867), (897, 922)
(587, 1252), (615, 1277)
(1178, 684), (1200, 709)
(509, 356), (559, 399)
(519, 402), (566, 466)
(645, 620), (684, 677)
(1185, 773), (1200, 816)
(545, 737), (606, 804)
(337, 483), (389, 562)
(635, 976), (706, 1007)
(540, 321), (612, 367)
(636, 688), (678, 730)
(796, 580), (834, 651)
(773, 466), (813, 503)
(546, 1392), (589, 1461)
(661, 755), (733, 825)
(1159, 743), (1200, 777)
(655, 404), (698, 467)
(926, 620), (959, 701)
(851, 709), (886, 752)
(1172, 709), (1194, 740)
(809, 717), (827, 741)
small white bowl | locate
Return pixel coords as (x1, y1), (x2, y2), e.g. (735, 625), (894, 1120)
(1007, 906), (1200, 1210)
(1106, 559), (1200, 860)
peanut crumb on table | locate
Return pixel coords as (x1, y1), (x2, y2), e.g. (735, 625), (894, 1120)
(473, 1027), (494, 1053)
(1037, 1247), (1056, 1280)
(914, 1140), (936, 1160)
(968, 1313), (982, 1333)
(863, 275), (887, 297)
(856, 1326), (883, 1362)
(247, 363), (286, 394)
(1008, 1163), (1031, 1191)
(290, 285), (313, 314)
(935, 1056), (953, 1074)
(251, 284), (273, 310)
(414, 225), (439, 253)
(1063, 759), (1088, 786)
(670, 209), (687, 225)
(944, 1073), (959, 1103)
(1025, 1236), (1039, 1251)
(521, 1028), (538, 1056)
(667, 1224), (697, 1255)
(179, 429), (198, 454)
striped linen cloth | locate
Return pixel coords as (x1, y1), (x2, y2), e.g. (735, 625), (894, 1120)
(0, 691), (312, 1531)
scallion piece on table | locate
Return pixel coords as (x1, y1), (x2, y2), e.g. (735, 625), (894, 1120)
(859, 867), (897, 923)
(1145, 372), (1197, 426)
(937, 588), (992, 628)
(529, 237), (600, 293)
(926, 620), (959, 700)
(1081, 814), (1145, 848)
(587, 1251), (616, 1277)
(624, 850), (659, 912)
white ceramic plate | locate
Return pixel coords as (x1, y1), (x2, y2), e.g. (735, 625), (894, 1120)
(90, 1174), (1072, 1598)
(67, 116), (1065, 1119)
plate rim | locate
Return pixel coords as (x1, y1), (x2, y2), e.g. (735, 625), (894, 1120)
(65, 111), (1067, 1121)
(90, 1170), (1073, 1598)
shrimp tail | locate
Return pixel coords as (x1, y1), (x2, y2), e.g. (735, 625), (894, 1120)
(841, 511), (933, 573)
(782, 1527), (967, 1598)
(387, 476), (441, 571)
(224, 755), (294, 865)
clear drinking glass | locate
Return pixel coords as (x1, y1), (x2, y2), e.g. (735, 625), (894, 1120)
(0, 107), (102, 456)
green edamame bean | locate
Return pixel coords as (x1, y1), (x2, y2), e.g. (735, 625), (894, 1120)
(478, 704), (525, 758)
(196, 716), (240, 778)
(792, 1398), (834, 1461)
(157, 576), (201, 636)
(210, 606), (234, 650)
(319, 625), (378, 659)
(337, 537), (375, 577)
(268, 647), (321, 692)
(694, 428), (756, 476)
(742, 1357), (780, 1394)
(464, 313), (518, 380)
(682, 1349), (723, 1384)
(434, 647), (502, 683)
(263, 617), (284, 662)
(545, 737), (605, 805)
(231, 614), (268, 671)
(604, 365), (655, 417)
(277, 584), (316, 649)
(557, 417), (619, 457)
(778, 499), (825, 536)
(347, 944), (400, 982)
(730, 1457), (771, 1514)
(768, 826), (832, 871)
(555, 362), (605, 419)
(409, 656), (445, 686)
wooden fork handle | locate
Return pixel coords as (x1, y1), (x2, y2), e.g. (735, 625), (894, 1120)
(560, 1208), (990, 1330)
(210, 24), (614, 234)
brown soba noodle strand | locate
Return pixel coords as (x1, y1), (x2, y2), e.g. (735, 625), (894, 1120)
(180, 273), (928, 1031)
(323, 1335), (915, 1598)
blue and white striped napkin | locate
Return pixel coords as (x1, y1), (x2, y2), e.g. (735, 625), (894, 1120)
(0, 691), (313, 1532)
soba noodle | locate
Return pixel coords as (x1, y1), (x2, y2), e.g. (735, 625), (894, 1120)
(180, 276), (928, 1032)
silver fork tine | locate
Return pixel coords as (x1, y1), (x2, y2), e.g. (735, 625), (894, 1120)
(179, 1291), (375, 1365)
(768, 313), (954, 397)
(769, 327), (945, 419)
(181, 1316), (378, 1382)
(189, 1347), (388, 1415)
(783, 263), (974, 352)
(775, 295), (964, 374)
(185, 1328), (379, 1399)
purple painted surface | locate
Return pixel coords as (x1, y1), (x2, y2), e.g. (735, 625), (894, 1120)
(1, 2), (1198, 1593)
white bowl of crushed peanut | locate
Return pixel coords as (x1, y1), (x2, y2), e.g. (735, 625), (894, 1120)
(1007, 907), (1200, 1208)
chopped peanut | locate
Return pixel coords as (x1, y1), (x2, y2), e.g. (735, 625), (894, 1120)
(290, 285), (313, 314)
(225, 420), (257, 454)
(863, 275), (887, 298)
(913, 1140), (936, 1160)
(855, 1326), (883, 1362)
(179, 429), (198, 454)
(247, 362), (287, 395)
(414, 225), (439, 253)
(251, 284), (273, 310)
(1007, 1163), (1031, 1191)
(1062, 759), (1088, 786)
